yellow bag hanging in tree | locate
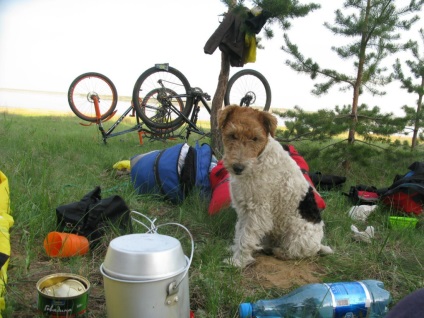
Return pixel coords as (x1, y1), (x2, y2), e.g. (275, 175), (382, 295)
(243, 33), (256, 64)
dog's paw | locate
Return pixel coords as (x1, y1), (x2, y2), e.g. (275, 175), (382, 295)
(226, 245), (235, 253)
(319, 245), (334, 255)
(272, 247), (290, 260)
(224, 257), (242, 267)
(224, 256), (255, 268)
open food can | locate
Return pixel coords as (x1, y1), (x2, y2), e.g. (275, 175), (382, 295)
(36, 273), (90, 317)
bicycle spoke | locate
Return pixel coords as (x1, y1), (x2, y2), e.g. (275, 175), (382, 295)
(132, 66), (193, 131)
(138, 88), (185, 133)
(68, 73), (117, 122)
(224, 69), (271, 111)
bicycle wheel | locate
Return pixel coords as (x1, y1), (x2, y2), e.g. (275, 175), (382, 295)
(224, 69), (272, 111)
(68, 72), (118, 122)
(138, 88), (185, 134)
(132, 64), (193, 131)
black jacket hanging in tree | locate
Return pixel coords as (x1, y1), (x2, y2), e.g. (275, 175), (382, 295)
(204, 11), (246, 67)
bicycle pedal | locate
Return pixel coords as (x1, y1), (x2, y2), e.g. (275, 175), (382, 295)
(129, 114), (135, 117)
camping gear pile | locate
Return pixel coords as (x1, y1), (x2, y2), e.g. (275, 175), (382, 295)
(128, 143), (347, 215)
(128, 142), (424, 217)
(344, 162), (424, 215)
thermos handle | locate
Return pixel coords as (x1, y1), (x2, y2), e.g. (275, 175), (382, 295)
(130, 211), (194, 289)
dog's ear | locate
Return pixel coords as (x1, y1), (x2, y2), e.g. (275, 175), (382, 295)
(260, 111), (278, 137)
(218, 105), (238, 130)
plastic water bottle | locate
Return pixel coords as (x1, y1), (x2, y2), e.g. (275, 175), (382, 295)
(239, 280), (391, 318)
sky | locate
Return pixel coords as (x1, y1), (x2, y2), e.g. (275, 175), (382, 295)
(0, 0), (422, 116)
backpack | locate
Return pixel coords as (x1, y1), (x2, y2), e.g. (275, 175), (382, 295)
(380, 162), (424, 215)
(131, 142), (213, 204)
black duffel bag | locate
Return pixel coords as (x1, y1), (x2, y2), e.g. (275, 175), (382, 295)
(56, 186), (132, 246)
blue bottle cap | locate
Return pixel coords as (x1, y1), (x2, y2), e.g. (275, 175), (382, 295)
(239, 303), (253, 318)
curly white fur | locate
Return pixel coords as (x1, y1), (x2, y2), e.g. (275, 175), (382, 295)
(226, 137), (333, 268)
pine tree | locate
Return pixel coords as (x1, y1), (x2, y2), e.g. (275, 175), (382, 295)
(393, 28), (424, 150)
(275, 103), (406, 145)
(281, 0), (424, 144)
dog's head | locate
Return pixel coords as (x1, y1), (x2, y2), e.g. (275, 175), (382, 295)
(218, 105), (278, 176)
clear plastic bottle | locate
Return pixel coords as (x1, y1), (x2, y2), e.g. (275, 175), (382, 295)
(239, 280), (391, 318)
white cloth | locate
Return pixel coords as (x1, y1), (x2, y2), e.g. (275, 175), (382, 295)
(348, 205), (378, 222)
(177, 143), (191, 175)
(351, 225), (375, 243)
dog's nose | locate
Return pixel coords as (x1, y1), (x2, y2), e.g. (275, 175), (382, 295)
(232, 163), (245, 175)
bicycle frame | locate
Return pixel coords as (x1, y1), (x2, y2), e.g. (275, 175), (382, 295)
(90, 94), (148, 144)
(184, 91), (212, 140)
(152, 86), (212, 141)
(87, 91), (211, 145)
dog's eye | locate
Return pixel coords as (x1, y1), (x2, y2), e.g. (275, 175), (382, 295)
(252, 137), (258, 142)
(230, 134), (237, 140)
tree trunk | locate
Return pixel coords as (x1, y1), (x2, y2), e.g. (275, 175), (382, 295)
(411, 75), (424, 150)
(348, 84), (360, 143)
(348, 0), (371, 144)
(210, 52), (230, 158)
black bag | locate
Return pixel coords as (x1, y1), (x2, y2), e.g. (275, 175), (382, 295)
(309, 172), (347, 191)
(56, 186), (133, 246)
(343, 184), (380, 205)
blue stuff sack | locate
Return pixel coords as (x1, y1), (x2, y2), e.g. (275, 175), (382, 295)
(130, 142), (213, 204)
(195, 141), (213, 196)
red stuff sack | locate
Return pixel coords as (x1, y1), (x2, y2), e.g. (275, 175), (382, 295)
(380, 162), (424, 215)
(284, 145), (326, 211)
(382, 192), (423, 215)
(208, 161), (231, 215)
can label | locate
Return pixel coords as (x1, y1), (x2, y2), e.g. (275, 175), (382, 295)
(37, 294), (88, 317)
(325, 282), (370, 318)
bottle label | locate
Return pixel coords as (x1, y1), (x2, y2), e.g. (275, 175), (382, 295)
(325, 282), (371, 318)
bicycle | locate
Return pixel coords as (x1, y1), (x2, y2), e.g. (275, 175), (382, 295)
(131, 63), (271, 137)
(68, 63), (271, 143)
(67, 72), (155, 144)
(224, 69), (271, 109)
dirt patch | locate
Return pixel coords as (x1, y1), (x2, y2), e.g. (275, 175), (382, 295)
(243, 254), (324, 290)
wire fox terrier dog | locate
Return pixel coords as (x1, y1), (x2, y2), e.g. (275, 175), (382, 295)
(219, 105), (333, 268)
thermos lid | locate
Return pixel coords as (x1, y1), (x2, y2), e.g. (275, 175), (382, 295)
(239, 303), (253, 318)
(102, 233), (187, 281)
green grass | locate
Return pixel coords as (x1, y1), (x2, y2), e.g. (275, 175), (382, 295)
(1, 110), (424, 317)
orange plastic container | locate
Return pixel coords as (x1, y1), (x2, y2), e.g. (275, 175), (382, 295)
(44, 232), (89, 257)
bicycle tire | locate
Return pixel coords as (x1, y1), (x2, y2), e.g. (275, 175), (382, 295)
(132, 65), (193, 131)
(224, 69), (272, 111)
(138, 88), (185, 134)
(68, 72), (118, 122)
